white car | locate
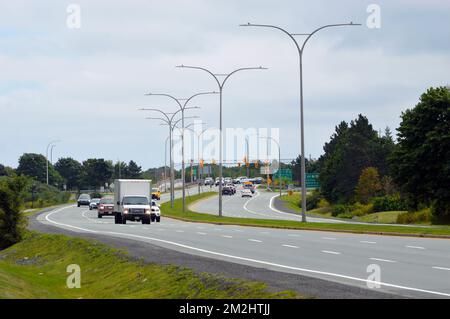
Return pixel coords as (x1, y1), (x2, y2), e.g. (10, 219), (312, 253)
(89, 198), (101, 210)
(150, 200), (161, 222)
(241, 189), (252, 198)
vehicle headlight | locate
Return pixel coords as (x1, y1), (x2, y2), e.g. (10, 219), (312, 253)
(123, 209), (129, 214)
(145, 209), (151, 214)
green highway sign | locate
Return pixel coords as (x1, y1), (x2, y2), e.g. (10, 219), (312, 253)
(273, 169), (292, 180)
(305, 172), (320, 189)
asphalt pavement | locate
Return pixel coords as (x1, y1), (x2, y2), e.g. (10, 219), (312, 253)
(192, 185), (347, 223)
(31, 188), (450, 299)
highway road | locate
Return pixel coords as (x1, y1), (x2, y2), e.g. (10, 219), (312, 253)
(192, 185), (347, 223)
(34, 189), (450, 299)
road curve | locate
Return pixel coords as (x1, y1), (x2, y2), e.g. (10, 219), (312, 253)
(33, 193), (450, 299)
(193, 186), (349, 223)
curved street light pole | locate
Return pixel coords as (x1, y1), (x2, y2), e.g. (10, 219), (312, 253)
(257, 136), (282, 198)
(240, 22), (361, 222)
(139, 107), (183, 208)
(244, 136), (250, 178)
(176, 65), (267, 217)
(145, 92), (215, 213)
(50, 144), (56, 166)
(155, 114), (199, 206)
(46, 140), (60, 185)
(180, 124), (208, 194)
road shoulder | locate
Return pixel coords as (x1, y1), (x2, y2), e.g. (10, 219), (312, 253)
(28, 208), (403, 299)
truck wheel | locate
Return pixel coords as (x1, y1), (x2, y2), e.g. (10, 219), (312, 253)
(122, 218), (126, 224)
(78, 203), (80, 207)
(98, 214), (102, 218)
(151, 215), (156, 222)
(156, 216), (160, 223)
(114, 214), (121, 224)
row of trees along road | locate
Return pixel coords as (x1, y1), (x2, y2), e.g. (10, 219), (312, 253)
(15, 154), (144, 190)
(318, 114), (394, 204)
(316, 87), (449, 223)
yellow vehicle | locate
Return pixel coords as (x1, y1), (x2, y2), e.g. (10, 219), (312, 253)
(151, 188), (161, 200)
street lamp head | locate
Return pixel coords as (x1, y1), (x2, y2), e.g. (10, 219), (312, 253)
(175, 64), (185, 68)
(239, 22), (252, 27)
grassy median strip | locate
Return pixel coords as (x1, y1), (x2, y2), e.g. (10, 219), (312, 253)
(0, 231), (299, 299)
(162, 193), (450, 238)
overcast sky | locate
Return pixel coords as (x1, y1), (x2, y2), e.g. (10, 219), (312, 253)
(1, 0), (449, 169)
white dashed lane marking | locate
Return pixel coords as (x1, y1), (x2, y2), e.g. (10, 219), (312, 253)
(406, 245), (425, 250)
(248, 239), (262, 243)
(197, 232), (207, 235)
(432, 266), (450, 271)
(322, 250), (341, 255)
(282, 244), (299, 249)
(370, 258), (396, 263)
(360, 240), (377, 244)
(221, 235), (233, 238)
(322, 237), (336, 240)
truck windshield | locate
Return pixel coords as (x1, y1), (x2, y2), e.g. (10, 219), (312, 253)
(123, 196), (149, 205)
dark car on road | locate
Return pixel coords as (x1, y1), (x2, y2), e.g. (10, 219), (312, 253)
(77, 194), (91, 207)
(98, 197), (114, 218)
(222, 186), (233, 195)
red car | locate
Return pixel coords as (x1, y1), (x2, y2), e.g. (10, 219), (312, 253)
(98, 197), (114, 218)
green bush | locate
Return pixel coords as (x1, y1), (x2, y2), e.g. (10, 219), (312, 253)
(337, 212), (355, 219)
(397, 208), (432, 224)
(372, 194), (408, 212)
(352, 202), (374, 216)
(305, 190), (323, 210)
(0, 176), (29, 249)
(90, 192), (102, 199)
(331, 204), (350, 217)
(317, 198), (330, 208)
(23, 182), (71, 208)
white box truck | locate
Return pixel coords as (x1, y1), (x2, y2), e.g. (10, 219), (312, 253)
(114, 179), (153, 225)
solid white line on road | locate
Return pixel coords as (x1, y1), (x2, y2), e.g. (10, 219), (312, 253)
(322, 237), (336, 240)
(268, 194), (346, 223)
(322, 250), (341, 255)
(370, 258), (396, 263)
(432, 266), (450, 271)
(282, 244), (299, 249)
(360, 240), (377, 244)
(221, 235), (233, 238)
(197, 232), (207, 235)
(43, 206), (450, 298)
(248, 239), (262, 243)
(405, 245), (425, 250)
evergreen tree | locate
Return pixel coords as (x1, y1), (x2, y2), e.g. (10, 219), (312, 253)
(390, 87), (450, 223)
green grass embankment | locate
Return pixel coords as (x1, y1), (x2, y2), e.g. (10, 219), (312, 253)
(162, 193), (450, 238)
(0, 231), (298, 299)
